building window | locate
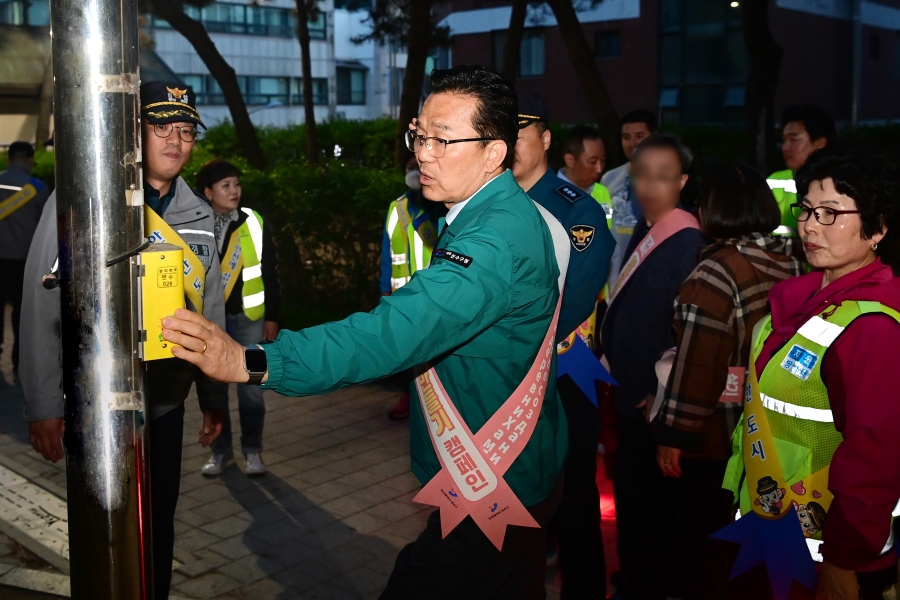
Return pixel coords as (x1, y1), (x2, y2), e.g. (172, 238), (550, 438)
(595, 31), (620, 59)
(0, 0), (50, 26)
(184, 74), (292, 106)
(148, 2), (325, 40)
(493, 30), (507, 72)
(658, 0), (747, 127)
(519, 30), (545, 76)
(493, 29), (544, 77)
(337, 67), (366, 105)
(869, 34), (880, 60)
(291, 78), (329, 106)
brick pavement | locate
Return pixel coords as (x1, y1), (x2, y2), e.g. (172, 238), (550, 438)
(0, 309), (563, 599)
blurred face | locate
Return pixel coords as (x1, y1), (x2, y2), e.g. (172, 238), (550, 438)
(564, 138), (606, 191)
(204, 176), (241, 214)
(782, 121), (827, 172)
(412, 93), (507, 207)
(622, 122), (652, 161)
(142, 121), (194, 189)
(512, 123), (551, 189)
(799, 178), (884, 283)
(631, 147), (687, 220)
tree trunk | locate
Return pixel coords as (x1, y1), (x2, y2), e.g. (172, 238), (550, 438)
(545, 0), (621, 166)
(35, 57), (53, 146)
(742, 0), (783, 174)
(500, 0), (527, 83)
(153, 4), (267, 169)
(295, 0), (319, 163)
(394, 0), (432, 166)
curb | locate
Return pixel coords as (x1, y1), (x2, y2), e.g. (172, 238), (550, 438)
(0, 563), (192, 599)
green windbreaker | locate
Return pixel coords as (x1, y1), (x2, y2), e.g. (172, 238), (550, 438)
(261, 170), (568, 506)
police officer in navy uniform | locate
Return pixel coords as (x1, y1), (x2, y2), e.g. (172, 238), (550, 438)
(20, 82), (227, 600)
(512, 92), (615, 599)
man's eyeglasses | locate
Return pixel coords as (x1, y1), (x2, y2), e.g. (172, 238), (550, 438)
(152, 123), (199, 143)
(405, 131), (496, 158)
(790, 203), (861, 226)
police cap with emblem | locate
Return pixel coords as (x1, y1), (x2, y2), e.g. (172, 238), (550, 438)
(140, 81), (205, 129)
(516, 92), (549, 129)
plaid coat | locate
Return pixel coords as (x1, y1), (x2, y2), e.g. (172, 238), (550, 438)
(656, 234), (802, 459)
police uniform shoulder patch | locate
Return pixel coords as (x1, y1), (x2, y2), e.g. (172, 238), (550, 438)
(554, 184), (585, 204)
(569, 225), (596, 252)
(434, 248), (473, 268)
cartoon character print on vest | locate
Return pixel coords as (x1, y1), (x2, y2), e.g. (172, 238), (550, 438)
(795, 501), (827, 536)
(755, 475), (786, 515)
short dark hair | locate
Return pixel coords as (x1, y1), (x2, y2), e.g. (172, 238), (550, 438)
(781, 105), (836, 145)
(8, 141), (34, 160)
(563, 125), (603, 159)
(697, 163), (781, 240)
(631, 132), (692, 174)
(196, 159), (241, 192)
(797, 148), (900, 273)
(620, 109), (657, 132)
(430, 65), (518, 169)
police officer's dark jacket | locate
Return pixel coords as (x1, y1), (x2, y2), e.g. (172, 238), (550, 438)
(526, 167), (615, 340)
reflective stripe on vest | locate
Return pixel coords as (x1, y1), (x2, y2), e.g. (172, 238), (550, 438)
(239, 208), (265, 320)
(773, 225), (794, 236)
(760, 393), (834, 423)
(386, 198), (434, 293)
(767, 178), (797, 194)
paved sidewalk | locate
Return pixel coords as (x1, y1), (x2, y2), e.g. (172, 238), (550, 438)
(0, 310), (563, 599)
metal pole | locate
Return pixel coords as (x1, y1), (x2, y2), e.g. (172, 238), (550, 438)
(50, 0), (151, 595)
(851, 0), (862, 129)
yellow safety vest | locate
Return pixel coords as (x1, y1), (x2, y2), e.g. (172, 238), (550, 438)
(591, 183), (613, 231)
(220, 208), (266, 321)
(767, 169), (798, 236)
(386, 197), (437, 293)
(145, 206), (207, 314)
(724, 301), (900, 555)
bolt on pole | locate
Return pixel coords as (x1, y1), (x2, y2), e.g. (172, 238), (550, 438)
(50, 0), (152, 596)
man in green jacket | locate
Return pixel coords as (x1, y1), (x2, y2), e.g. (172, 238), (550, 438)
(162, 65), (568, 599)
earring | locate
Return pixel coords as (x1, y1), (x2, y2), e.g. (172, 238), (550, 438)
(872, 243), (879, 252)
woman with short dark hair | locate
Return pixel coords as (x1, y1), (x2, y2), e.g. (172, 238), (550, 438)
(722, 149), (900, 599)
(654, 163), (802, 599)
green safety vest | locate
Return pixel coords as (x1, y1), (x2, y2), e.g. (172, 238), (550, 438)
(386, 196), (437, 293)
(725, 301), (900, 544)
(591, 183), (613, 231)
(221, 208), (266, 321)
(767, 169), (798, 236)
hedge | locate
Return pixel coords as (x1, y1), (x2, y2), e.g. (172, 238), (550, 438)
(3, 119), (898, 329)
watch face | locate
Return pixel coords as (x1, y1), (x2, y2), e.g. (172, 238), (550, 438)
(245, 348), (267, 373)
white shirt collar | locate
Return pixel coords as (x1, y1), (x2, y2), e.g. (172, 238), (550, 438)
(558, 168), (594, 195)
(445, 172), (503, 225)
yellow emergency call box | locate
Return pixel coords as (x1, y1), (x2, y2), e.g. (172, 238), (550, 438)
(137, 243), (185, 361)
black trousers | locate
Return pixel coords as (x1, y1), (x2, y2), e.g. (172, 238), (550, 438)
(613, 413), (670, 600)
(553, 375), (606, 599)
(664, 457), (733, 600)
(0, 259), (25, 369)
(147, 402), (186, 599)
(380, 478), (564, 600)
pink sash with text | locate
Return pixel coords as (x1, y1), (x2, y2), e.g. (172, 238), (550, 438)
(412, 300), (561, 550)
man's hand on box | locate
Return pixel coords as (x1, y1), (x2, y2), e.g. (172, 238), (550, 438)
(162, 309), (258, 384)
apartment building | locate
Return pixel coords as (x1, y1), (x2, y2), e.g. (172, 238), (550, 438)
(0, 0), (406, 143)
(436, 0), (900, 126)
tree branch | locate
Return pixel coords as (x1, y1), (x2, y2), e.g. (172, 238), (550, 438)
(152, 3), (267, 169)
